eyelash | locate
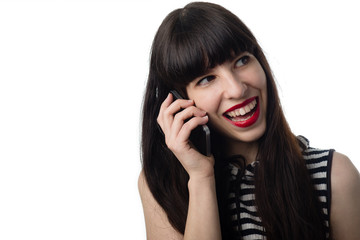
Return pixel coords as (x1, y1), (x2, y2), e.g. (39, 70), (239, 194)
(196, 54), (251, 86)
(235, 55), (250, 67)
(196, 75), (215, 86)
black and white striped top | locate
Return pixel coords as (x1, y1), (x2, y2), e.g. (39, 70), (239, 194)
(227, 136), (334, 239)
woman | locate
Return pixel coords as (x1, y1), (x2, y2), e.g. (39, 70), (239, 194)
(138, 2), (360, 240)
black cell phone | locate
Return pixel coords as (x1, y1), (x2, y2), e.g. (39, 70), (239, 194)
(170, 90), (211, 157)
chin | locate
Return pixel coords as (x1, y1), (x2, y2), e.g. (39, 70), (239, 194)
(213, 120), (266, 144)
(233, 124), (266, 143)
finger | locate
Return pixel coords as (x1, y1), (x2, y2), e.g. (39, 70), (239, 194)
(174, 105), (207, 120)
(166, 115), (209, 155)
(171, 106), (207, 136)
(157, 93), (173, 130)
(177, 115), (209, 143)
(158, 93), (173, 118)
(161, 98), (194, 133)
(158, 93), (193, 125)
(165, 98), (194, 115)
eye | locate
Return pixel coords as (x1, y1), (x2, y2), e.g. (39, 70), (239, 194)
(235, 55), (250, 67)
(196, 75), (215, 86)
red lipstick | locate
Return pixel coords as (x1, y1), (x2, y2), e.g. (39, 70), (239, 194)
(223, 96), (260, 128)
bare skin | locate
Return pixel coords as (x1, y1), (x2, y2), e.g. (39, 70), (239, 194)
(330, 152), (360, 239)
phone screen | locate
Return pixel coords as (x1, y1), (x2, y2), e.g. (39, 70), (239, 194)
(170, 90), (211, 157)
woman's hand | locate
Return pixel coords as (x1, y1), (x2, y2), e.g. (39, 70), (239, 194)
(157, 93), (215, 179)
(155, 93), (222, 240)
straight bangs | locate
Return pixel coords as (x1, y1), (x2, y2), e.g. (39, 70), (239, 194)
(152, 3), (258, 93)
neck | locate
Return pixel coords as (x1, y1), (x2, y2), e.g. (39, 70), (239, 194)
(221, 138), (259, 166)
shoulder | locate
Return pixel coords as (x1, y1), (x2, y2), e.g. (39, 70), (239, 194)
(330, 152), (360, 240)
(138, 170), (164, 217)
(331, 152), (360, 195)
(330, 152), (360, 201)
(138, 170), (149, 198)
(138, 170), (183, 240)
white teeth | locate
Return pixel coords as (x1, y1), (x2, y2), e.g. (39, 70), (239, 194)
(226, 99), (257, 118)
(250, 101), (255, 109)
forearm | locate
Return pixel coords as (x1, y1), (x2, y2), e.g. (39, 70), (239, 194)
(184, 175), (222, 240)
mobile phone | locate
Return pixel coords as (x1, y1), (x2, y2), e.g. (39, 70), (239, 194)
(170, 90), (211, 157)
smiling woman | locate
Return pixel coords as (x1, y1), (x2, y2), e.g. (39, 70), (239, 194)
(139, 2), (360, 240)
(1, 1), (359, 240)
(186, 53), (267, 143)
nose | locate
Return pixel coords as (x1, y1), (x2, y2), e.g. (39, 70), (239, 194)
(222, 72), (247, 99)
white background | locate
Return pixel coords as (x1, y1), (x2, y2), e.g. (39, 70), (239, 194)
(0, 0), (359, 239)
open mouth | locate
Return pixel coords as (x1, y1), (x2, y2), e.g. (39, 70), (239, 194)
(223, 97), (260, 128)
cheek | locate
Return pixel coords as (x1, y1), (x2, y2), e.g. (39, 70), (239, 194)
(249, 65), (267, 89)
(188, 88), (221, 114)
(195, 94), (219, 113)
(257, 64), (267, 89)
(246, 66), (267, 102)
(258, 70), (267, 102)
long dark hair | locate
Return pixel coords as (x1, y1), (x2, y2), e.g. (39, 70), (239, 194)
(141, 2), (327, 239)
